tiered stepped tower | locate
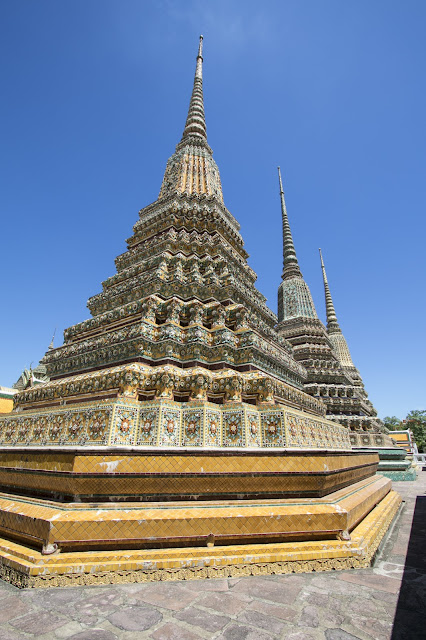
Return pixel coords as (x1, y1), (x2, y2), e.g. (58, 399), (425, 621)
(276, 168), (387, 446)
(0, 38), (400, 588)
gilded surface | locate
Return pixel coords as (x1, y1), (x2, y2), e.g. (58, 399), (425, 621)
(0, 488), (401, 588)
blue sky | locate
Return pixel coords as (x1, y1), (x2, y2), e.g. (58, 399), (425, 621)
(1, 0), (425, 419)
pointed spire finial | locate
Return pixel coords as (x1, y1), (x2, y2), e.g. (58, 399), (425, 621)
(319, 248), (340, 332)
(196, 35), (203, 78)
(278, 167), (302, 280)
(319, 249), (357, 368)
(48, 329), (56, 350)
(179, 35), (208, 144)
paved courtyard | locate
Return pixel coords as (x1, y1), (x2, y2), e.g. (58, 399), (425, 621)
(0, 472), (424, 640)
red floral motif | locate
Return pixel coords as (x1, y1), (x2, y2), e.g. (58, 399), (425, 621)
(210, 421), (217, 434)
(166, 419), (175, 433)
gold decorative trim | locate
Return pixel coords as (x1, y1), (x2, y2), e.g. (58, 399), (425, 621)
(0, 490), (401, 589)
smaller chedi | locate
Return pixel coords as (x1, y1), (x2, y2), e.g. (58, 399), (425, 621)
(0, 37), (400, 588)
(276, 168), (385, 443)
(274, 169), (415, 479)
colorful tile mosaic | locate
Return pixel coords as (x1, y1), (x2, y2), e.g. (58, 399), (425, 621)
(261, 410), (285, 447)
(111, 404), (139, 445)
(0, 399), (351, 450)
(182, 408), (203, 446)
(136, 407), (159, 446)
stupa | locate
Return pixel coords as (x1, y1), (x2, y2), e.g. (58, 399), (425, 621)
(0, 37), (400, 588)
(276, 168), (384, 438)
(276, 170), (415, 479)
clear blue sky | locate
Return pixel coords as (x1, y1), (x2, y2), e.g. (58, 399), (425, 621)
(1, 0), (425, 419)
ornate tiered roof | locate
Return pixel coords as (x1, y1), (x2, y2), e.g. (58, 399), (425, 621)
(4, 36), (348, 451)
(40, 37), (307, 391)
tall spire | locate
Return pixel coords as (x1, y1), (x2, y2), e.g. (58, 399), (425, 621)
(319, 249), (356, 368)
(180, 35), (207, 145)
(278, 167), (302, 280)
(159, 36), (224, 202)
(277, 168), (317, 322)
(319, 249), (339, 332)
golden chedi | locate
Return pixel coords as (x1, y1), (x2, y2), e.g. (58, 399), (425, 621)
(0, 37), (400, 588)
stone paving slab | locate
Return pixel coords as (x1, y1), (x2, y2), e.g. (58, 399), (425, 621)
(0, 471), (424, 640)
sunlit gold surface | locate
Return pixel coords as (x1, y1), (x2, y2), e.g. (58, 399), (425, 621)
(0, 483), (400, 588)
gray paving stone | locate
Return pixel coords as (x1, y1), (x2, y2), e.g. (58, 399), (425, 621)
(298, 604), (320, 627)
(325, 630), (362, 640)
(197, 591), (248, 615)
(337, 572), (401, 594)
(245, 599), (298, 621)
(216, 623), (275, 640)
(0, 595), (31, 623)
(150, 622), (203, 639)
(108, 605), (162, 631)
(174, 606), (230, 632)
(347, 613), (393, 640)
(237, 609), (287, 635)
(54, 621), (84, 639)
(9, 610), (69, 635)
(192, 578), (229, 591)
(371, 590), (398, 604)
(0, 629), (29, 640)
(68, 631), (118, 640)
(25, 588), (84, 610)
(285, 631), (319, 640)
(133, 582), (199, 611)
(230, 575), (302, 604)
(320, 608), (346, 627)
(302, 591), (330, 606)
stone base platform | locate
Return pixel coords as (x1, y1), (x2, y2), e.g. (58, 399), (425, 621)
(354, 446), (418, 482)
(0, 447), (378, 502)
(0, 478), (400, 588)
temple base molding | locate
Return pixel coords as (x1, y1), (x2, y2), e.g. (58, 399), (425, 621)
(0, 475), (401, 588)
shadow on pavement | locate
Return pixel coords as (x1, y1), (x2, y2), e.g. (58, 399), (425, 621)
(391, 495), (426, 639)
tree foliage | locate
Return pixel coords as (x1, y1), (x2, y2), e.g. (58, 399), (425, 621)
(383, 409), (426, 452)
(405, 409), (426, 453)
(383, 416), (401, 430)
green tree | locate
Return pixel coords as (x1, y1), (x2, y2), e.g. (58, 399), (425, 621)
(405, 409), (426, 453)
(383, 416), (401, 430)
